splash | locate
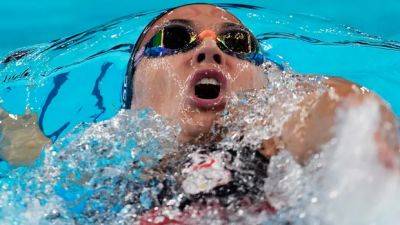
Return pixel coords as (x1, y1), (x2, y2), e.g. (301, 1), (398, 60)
(304, 99), (400, 225)
(0, 109), (179, 224)
(262, 99), (400, 225)
(0, 69), (399, 225)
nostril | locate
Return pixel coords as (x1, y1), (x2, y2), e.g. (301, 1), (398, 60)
(213, 54), (221, 64)
(197, 53), (206, 63)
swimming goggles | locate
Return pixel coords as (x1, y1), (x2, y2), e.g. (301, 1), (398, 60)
(134, 22), (265, 66)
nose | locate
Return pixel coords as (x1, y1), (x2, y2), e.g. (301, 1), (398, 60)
(192, 38), (225, 66)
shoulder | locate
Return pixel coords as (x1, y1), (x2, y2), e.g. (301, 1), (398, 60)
(323, 77), (369, 98)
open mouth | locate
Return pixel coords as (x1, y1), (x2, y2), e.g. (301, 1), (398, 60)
(195, 78), (221, 99)
(189, 69), (227, 110)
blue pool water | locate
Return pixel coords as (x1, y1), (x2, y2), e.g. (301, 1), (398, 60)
(1, 0), (400, 56)
(0, 2), (400, 225)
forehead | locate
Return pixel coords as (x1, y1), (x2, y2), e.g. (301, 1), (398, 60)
(159, 4), (240, 27)
(139, 4), (242, 48)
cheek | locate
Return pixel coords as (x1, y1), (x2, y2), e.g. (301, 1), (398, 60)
(134, 60), (168, 104)
(132, 58), (187, 115)
(229, 61), (265, 92)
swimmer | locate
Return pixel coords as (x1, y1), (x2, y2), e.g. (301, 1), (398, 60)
(125, 3), (398, 164)
(123, 3), (400, 223)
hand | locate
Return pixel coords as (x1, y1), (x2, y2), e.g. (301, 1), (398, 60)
(0, 109), (50, 165)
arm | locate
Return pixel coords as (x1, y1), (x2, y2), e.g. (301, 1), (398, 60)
(260, 77), (399, 166)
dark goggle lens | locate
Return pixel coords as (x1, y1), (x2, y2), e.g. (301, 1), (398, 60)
(218, 30), (257, 54)
(161, 25), (194, 50)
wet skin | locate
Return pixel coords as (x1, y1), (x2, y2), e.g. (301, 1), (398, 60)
(132, 4), (400, 165)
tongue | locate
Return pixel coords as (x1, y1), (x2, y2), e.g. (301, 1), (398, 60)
(195, 84), (221, 99)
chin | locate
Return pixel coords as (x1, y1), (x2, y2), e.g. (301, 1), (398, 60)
(179, 110), (219, 143)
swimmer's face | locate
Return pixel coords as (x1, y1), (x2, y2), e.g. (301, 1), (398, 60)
(132, 4), (265, 142)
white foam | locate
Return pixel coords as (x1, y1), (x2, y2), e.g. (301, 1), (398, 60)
(263, 99), (400, 225)
(304, 99), (400, 225)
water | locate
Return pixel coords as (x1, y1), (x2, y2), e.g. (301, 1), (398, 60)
(0, 2), (399, 225)
(2, 0), (400, 56)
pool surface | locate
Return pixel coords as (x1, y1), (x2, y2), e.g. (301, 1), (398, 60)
(1, 0), (400, 56)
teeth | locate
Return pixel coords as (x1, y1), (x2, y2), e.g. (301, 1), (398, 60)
(196, 78), (219, 85)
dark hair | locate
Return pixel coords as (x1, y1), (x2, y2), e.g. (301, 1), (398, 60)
(122, 3), (242, 109)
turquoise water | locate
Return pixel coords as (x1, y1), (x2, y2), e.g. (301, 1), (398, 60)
(1, 0), (400, 56)
(0, 2), (400, 224)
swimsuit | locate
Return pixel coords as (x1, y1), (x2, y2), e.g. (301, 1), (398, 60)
(137, 143), (276, 224)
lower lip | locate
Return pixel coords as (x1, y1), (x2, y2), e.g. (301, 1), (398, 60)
(190, 93), (226, 110)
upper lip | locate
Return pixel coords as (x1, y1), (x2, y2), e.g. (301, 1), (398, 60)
(189, 69), (227, 91)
